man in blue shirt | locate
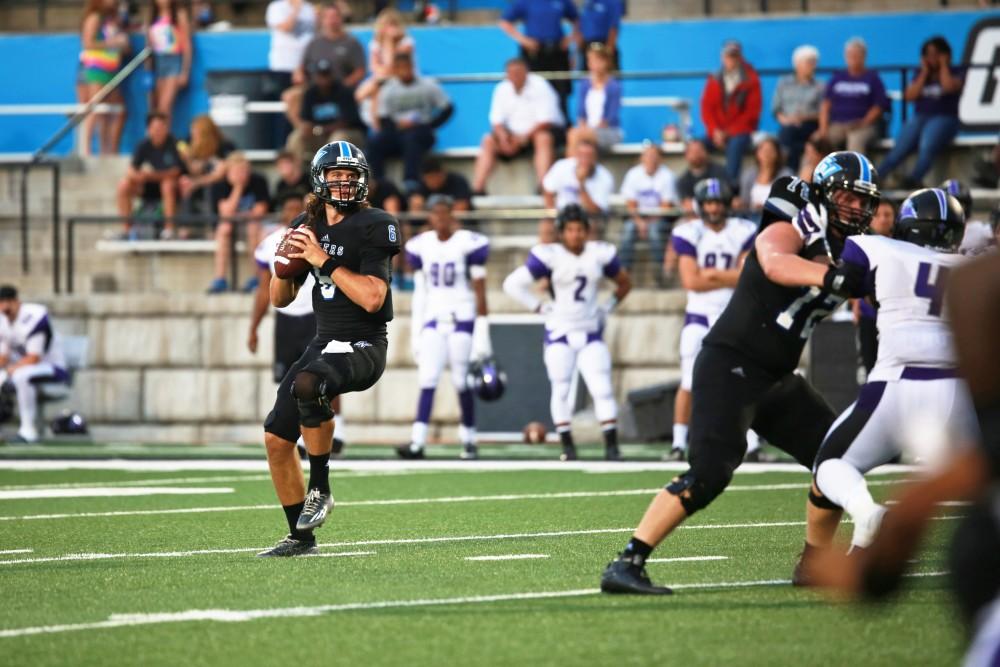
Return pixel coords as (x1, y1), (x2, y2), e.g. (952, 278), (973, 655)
(579, 0), (622, 70)
(499, 0), (580, 122)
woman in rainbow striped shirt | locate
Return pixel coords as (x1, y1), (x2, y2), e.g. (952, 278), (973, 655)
(79, 0), (130, 155)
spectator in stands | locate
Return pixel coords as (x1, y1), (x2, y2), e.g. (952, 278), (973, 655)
(284, 3), (365, 135)
(208, 153), (270, 294)
(116, 112), (184, 239)
(814, 37), (889, 154)
(498, 0), (579, 121)
(542, 138), (614, 217)
(877, 36), (965, 188)
(266, 0), (317, 94)
(79, 0), (130, 156)
(192, 0), (214, 28)
(675, 138), (729, 216)
(736, 136), (793, 219)
(285, 59), (365, 162)
(179, 114), (235, 218)
(0, 286), (68, 444)
(361, 53), (453, 191)
(798, 135), (833, 182)
(271, 150), (311, 207)
(472, 58), (564, 195)
(146, 0), (192, 122)
(700, 40), (762, 188)
(567, 44), (623, 156)
(368, 8), (417, 81)
(409, 156), (473, 213)
(772, 44), (823, 173)
(619, 140), (678, 286)
(578, 0), (622, 69)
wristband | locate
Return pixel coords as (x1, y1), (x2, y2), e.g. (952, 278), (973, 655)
(319, 258), (339, 278)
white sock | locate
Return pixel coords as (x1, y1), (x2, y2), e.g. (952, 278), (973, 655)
(850, 504), (887, 549)
(458, 424), (476, 446)
(816, 459), (870, 511)
(672, 423), (688, 451)
(745, 429), (761, 453)
(411, 421), (428, 449)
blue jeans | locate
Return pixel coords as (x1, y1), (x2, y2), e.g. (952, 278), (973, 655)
(367, 123), (436, 190)
(778, 121), (818, 173)
(877, 114), (960, 182)
(724, 133), (752, 187)
(619, 218), (666, 271)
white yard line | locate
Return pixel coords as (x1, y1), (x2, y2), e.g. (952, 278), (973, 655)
(0, 549), (32, 555)
(0, 475), (274, 491)
(303, 551), (376, 559)
(464, 554), (550, 561)
(0, 459), (925, 474)
(647, 556), (729, 563)
(0, 487), (234, 500)
(0, 571), (950, 640)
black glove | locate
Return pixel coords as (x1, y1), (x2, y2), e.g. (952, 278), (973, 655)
(822, 261), (870, 298)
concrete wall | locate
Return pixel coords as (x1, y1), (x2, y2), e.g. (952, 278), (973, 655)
(43, 290), (686, 444)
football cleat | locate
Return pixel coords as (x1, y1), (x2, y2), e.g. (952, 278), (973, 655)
(663, 446), (686, 462)
(600, 557), (673, 595)
(296, 488), (334, 531)
(256, 535), (319, 558)
(460, 443), (479, 460)
(605, 445), (622, 462)
(791, 542), (819, 587)
(559, 444), (578, 461)
(395, 443), (426, 460)
(850, 505), (887, 551)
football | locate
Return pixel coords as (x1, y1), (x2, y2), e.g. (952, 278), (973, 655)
(522, 421), (547, 444)
(273, 229), (312, 280)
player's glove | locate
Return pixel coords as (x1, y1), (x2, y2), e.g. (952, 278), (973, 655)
(822, 261), (870, 298)
(472, 315), (493, 361)
(598, 295), (619, 323)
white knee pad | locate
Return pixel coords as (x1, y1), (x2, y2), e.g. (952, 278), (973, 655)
(448, 331), (473, 391)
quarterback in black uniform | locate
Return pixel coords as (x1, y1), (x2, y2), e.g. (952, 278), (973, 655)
(258, 141), (400, 557)
(600, 151), (880, 593)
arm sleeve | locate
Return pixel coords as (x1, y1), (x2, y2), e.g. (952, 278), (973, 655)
(466, 238), (490, 266)
(541, 162), (560, 195)
(23, 315), (52, 357)
(404, 237), (422, 270)
(358, 245), (394, 283)
(602, 246), (622, 279)
(503, 265), (542, 312)
(700, 78), (721, 136)
(360, 212), (402, 281)
(761, 176), (808, 223)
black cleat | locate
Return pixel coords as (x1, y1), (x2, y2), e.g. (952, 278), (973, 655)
(256, 535), (318, 558)
(296, 488), (334, 531)
(332, 437), (346, 457)
(601, 556), (673, 595)
(560, 445), (578, 461)
(396, 443), (426, 460)
(663, 446), (686, 462)
(605, 445), (622, 461)
(460, 443), (479, 460)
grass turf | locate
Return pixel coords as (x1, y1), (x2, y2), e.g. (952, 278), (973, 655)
(0, 458), (964, 666)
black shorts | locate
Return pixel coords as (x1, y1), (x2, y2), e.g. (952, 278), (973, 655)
(688, 344), (836, 479)
(263, 336), (387, 443)
(273, 312), (316, 383)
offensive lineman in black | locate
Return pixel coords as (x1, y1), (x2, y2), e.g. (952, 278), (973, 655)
(258, 141), (400, 557)
(600, 151), (880, 593)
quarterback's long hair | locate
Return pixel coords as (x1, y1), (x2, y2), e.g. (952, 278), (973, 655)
(305, 193), (369, 222)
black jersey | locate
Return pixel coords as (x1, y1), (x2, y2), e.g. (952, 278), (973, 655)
(292, 206), (401, 342)
(703, 177), (845, 376)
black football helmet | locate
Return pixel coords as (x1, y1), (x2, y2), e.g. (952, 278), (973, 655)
(693, 178), (732, 225)
(812, 151), (880, 235)
(466, 357), (506, 402)
(556, 204), (589, 231)
(939, 179), (972, 218)
(310, 141), (370, 210)
(894, 188), (966, 251)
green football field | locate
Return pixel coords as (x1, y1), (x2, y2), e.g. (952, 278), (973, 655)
(0, 447), (965, 666)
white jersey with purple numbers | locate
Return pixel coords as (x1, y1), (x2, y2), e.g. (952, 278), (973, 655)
(960, 220), (996, 256)
(526, 241), (620, 336)
(406, 229), (490, 327)
(255, 227), (315, 317)
(671, 216), (757, 319)
(0, 303), (66, 370)
(841, 234), (969, 382)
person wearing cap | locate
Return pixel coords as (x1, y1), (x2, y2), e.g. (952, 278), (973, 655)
(813, 37), (889, 155)
(0, 286), (69, 443)
(360, 52), (453, 192)
(700, 39), (762, 188)
(285, 58), (365, 162)
(567, 43), (623, 157)
(578, 0), (623, 70)
(772, 44), (824, 173)
(498, 0), (580, 122)
(618, 140), (678, 286)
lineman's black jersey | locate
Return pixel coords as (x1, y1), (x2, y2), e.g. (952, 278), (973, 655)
(703, 176), (845, 376)
(291, 206), (401, 342)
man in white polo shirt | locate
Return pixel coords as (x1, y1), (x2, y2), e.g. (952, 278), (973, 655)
(267, 0), (317, 87)
(472, 57), (565, 194)
(542, 138), (614, 217)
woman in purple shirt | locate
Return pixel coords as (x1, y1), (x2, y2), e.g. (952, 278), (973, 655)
(813, 37), (889, 155)
(878, 36), (964, 189)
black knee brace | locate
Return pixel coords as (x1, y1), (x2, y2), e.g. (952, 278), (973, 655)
(665, 468), (731, 516)
(291, 371), (335, 428)
(808, 487), (842, 511)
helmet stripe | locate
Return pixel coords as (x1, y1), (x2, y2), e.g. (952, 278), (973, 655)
(933, 188), (947, 220)
(337, 141), (347, 158)
(854, 152), (870, 183)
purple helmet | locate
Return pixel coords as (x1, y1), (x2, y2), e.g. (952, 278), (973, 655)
(467, 357), (506, 402)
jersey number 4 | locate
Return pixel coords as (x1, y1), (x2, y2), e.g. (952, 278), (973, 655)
(914, 262), (950, 316)
(776, 287), (840, 339)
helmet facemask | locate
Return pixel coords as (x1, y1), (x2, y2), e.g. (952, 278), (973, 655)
(824, 185), (879, 236)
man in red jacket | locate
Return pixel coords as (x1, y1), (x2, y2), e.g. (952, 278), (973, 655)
(701, 40), (762, 188)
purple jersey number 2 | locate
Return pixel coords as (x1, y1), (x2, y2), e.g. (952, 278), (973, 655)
(914, 262), (950, 316)
(573, 276), (587, 302)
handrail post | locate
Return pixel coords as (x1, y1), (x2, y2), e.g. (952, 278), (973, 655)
(20, 165), (29, 275)
(52, 163), (61, 294)
(229, 217), (239, 291)
(67, 218), (76, 294)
